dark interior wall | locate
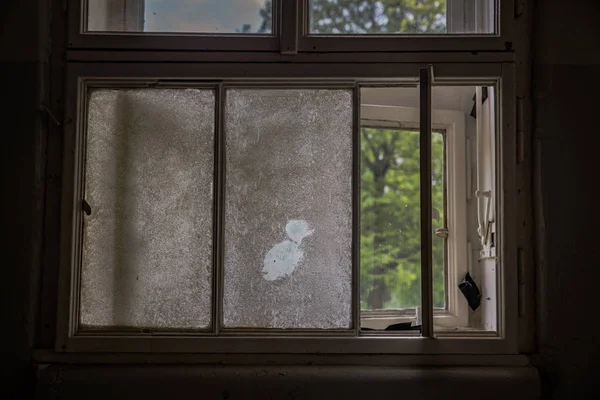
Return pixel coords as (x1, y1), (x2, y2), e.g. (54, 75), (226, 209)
(1, 0), (47, 398)
(532, 0), (600, 398)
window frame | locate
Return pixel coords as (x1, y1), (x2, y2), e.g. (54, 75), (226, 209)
(56, 61), (518, 354)
(69, 0), (282, 51)
(359, 104), (469, 330)
(69, 0), (519, 53)
(301, 0), (509, 52)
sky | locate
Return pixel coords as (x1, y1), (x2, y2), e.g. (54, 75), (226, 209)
(144, 0), (268, 33)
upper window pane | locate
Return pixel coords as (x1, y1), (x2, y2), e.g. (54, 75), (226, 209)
(86, 0), (273, 34)
(309, 0), (494, 34)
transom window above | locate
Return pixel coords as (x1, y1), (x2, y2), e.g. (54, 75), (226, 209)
(86, 0), (274, 34)
(83, 0), (495, 35)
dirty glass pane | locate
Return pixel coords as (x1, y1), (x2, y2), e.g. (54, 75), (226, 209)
(80, 88), (215, 329)
(86, 0), (273, 34)
(309, 0), (494, 34)
(223, 89), (353, 329)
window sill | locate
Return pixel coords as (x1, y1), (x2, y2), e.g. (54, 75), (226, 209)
(35, 362), (539, 400)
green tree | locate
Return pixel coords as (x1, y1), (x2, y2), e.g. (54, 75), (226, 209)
(258, 0), (446, 34)
(361, 128), (445, 310)
(310, 0), (446, 34)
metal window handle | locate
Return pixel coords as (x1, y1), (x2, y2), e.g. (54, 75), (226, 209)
(435, 228), (448, 238)
(82, 199), (92, 216)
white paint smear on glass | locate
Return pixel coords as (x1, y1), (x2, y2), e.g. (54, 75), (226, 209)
(262, 220), (313, 281)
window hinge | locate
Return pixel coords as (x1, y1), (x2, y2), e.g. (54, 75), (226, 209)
(516, 96), (525, 164)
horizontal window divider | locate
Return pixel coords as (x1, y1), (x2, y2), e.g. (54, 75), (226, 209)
(69, 36), (281, 52)
(299, 37), (513, 53)
(73, 329), (357, 337)
(220, 81), (357, 89)
(214, 330), (356, 337)
(57, 336), (516, 354)
(67, 63), (504, 80)
(75, 330), (218, 337)
(33, 349), (531, 366)
(66, 50), (515, 64)
(90, 79), (359, 89)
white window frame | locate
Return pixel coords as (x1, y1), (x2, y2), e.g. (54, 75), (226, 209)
(359, 104), (468, 331)
(448, 0), (495, 33)
(54, 62), (519, 355)
(69, 0), (520, 53)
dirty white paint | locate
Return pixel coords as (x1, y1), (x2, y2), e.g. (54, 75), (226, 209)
(262, 220), (313, 281)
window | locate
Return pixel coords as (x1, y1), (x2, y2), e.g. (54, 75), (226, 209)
(71, 0), (514, 51)
(49, 0), (528, 355)
(359, 85), (498, 333)
(309, 0), (494, 34)
(84, 1), (494, 35)
(86, 0), (273, 33)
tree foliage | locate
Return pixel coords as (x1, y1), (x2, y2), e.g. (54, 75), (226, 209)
(257, 0), (446, 34)
(310, 0), (446, 34)
(361, 128), (445, 310)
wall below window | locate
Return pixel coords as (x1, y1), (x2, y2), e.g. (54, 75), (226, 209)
(35, 364), (538, 400)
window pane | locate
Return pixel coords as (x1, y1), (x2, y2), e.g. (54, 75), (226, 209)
(309, 0), (494, 34)
(432, 131), (446, 309)
(86, 0), (273, 34)
(80, 89), (215, 329)
(359, 87), (447, 331)
(223, 89), (353, 329)
(360, 127), (423, 312)
(431, 85), (497, 333)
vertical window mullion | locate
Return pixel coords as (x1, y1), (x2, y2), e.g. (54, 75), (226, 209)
(280, 0), (298, 54)
(352, 84), (361, 335)
(420, 66), (434, 338)
(214, 83), (225, 334)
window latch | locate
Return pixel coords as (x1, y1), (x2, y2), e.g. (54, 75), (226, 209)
(82, 199), (92, 216)
(435, 228), (448, 238)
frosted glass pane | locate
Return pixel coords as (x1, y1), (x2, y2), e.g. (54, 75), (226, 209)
(223, 89), (353, 329)
(81, 88), (214, 329)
